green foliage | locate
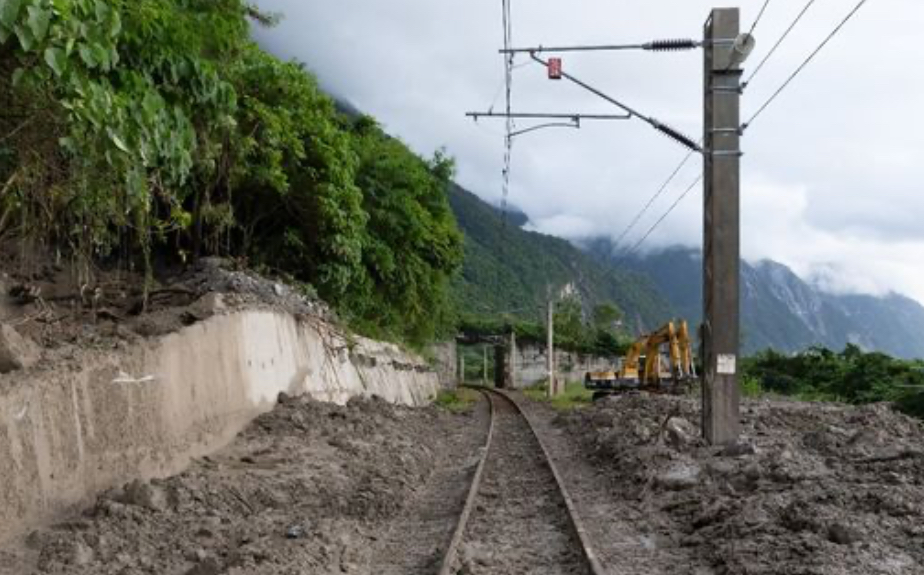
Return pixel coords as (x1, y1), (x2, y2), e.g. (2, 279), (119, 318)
(1, 0), (463, 347)
(740, 375), (764, 398)
(447, 184), (673, 332)
(343, 121), (463, 346)
(592, 302), (623, 331)
(523, 381), (593, 410)
(553, 296), (584, 347)
(742, 344), (924, 418)
(434, 387), (480, 413)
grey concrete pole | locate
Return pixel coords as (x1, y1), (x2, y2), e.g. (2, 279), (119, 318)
(547, 298), (556, 397)
(483, 345), (488, 385)
(702, 8), (742, 445)
(508, 331), (517, 389)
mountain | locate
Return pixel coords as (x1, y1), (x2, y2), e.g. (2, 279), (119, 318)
(586, 244), (924, 359)
(448, 184), (673, 328)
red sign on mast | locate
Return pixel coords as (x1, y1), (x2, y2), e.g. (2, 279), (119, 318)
(548, 58), (563, 80)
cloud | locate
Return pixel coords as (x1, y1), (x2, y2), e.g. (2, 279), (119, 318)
(251, 0), (924, 303)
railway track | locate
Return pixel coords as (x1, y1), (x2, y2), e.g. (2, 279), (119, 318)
(437, 387), (604, 575)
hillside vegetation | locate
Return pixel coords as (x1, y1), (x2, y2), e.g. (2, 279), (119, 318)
(0, 0), (462, 346)
(448, 184), (672, 331)
(742, 345), (924, 419)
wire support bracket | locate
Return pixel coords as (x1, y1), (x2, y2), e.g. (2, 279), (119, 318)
(466, 111), (631, 121)
(499, 38), (700, 54)
(526, 52), (703, 154)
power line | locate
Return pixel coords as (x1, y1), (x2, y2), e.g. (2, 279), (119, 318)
(747, 0), (773, 36)
(617, 173), (703, 263)
(742, 0), (872, 132)
(722, 1), (771, 73)
(608, 148), (698, 256)
(743, 0), (819, 90)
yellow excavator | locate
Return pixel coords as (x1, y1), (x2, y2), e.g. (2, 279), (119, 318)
(585, 320), (696, 397)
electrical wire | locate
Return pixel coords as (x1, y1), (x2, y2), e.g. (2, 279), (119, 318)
(722, 0), (772, 73)
(748, 0), (773, 37)
(743, 0), (819, 90)
(742, 0), (872, 132)
(608, 148), (698, 256)
(617, 172), (704, 263)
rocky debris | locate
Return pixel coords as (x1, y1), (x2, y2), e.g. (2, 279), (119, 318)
(0, 251), (339, 367)
(556, 394), (924, 574)
(0, 323), (40, 373)
(2, 395), (476, 575)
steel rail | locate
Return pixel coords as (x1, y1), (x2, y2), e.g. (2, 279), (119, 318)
(437, 387), (605, 575)
(436, 387), (496, 575)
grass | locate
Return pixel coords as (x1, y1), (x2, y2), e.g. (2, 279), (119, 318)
(434, 387), (481, 413)
(740, 375), (765, 398)
(523, 380), (594, 410)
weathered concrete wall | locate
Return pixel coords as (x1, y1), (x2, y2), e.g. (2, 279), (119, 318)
(512, 343), (615, 389)
(0, 309), (439, 541)
(428, 341), (458, 389)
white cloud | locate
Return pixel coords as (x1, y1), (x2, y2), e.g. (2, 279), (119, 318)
(252, 0), (924, 303)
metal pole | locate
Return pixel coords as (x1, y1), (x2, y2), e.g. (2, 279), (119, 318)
(547, 295), (555, 397)
(702, 8), (742, 445)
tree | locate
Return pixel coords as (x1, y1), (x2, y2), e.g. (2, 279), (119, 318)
(592, 302), (623, 332)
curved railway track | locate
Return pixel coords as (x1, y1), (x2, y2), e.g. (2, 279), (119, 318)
(437, 387), (604, 575)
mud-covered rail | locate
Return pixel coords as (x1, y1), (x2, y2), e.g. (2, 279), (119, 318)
(437, 387), (605, 575)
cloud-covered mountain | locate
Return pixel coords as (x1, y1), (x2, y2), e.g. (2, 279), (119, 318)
(583, 243), (924, 359)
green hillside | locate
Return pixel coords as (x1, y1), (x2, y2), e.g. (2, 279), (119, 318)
(448, 184), (672, 330)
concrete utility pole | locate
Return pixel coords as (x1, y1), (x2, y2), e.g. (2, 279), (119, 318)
(483, 345), (489, 385)
(702, 8), (742, 445)
(507, 330), (518, 389)
(546, 295), (556, 397)
(459, 353), (466, 387)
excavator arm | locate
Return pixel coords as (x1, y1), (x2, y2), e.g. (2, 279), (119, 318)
(585, 319), (696, 395)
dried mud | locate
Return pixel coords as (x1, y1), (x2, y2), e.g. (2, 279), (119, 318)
(0, 395), (482, 575)
(543, 393), (924, 575)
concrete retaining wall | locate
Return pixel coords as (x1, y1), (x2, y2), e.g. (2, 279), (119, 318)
(0, 309), (439, 541)
(512, 343), (616, 389)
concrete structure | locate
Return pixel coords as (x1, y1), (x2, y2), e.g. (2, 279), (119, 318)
(702, 8), (742, 444)
(510, 342), (615, 389)
(0, 309), (440, 542)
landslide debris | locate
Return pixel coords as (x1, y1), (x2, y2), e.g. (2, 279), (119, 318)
(2, 394), (477, 575)
(0, 253), (334, 375)
(557, 393), (924, 575)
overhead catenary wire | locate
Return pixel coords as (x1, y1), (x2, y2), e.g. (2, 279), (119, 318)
(607, 147), (698, 257)
(616, 172), (704, 265)
(743, 0), (819, 90)
(747, 0), (773, 37)
(721, 0), (772, 73)
(742, 0), (872, 132)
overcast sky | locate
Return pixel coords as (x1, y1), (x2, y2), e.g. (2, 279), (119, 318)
(251, 0), (924, 303)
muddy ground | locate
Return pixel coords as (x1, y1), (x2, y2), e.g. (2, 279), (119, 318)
(544, 393), (924, 575)
(0, 395), (483, 575)
(3, 373), (923, 575)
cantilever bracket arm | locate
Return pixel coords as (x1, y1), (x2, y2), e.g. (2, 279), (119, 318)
(509, 121), (580, 138)
(466, 111), (630, 121)
(526, 52), (703, 154)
